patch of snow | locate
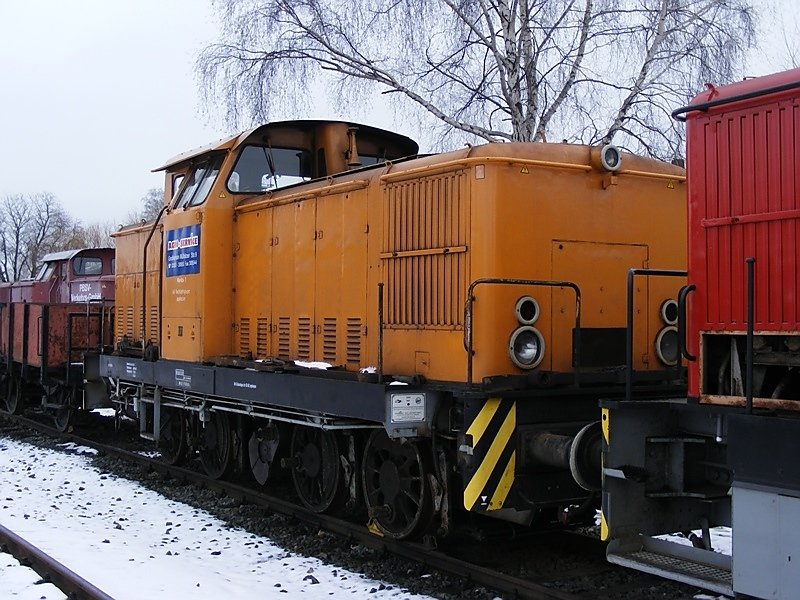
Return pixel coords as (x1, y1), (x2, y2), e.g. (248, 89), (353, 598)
(359, 366), (377, 374)
(0, 437), (432, 600)
(54, 442), (98, 456)
(1, 552), (66, 599)
(91, 408), (116, 418)
(294, 361), (333, 370)
(388, 381), (409, 386)
(658, 527), (732, 556)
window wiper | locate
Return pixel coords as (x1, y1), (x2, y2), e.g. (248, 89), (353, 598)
(262, 145), (278, 190)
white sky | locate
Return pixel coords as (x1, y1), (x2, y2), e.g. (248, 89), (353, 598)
(0, 436), (433, 599)
(0, 0), (796, 226)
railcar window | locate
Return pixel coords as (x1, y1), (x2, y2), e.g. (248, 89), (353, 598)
(227, 145), (312, 193)
(35, 263), (56, 281)
(359, 155), (387, 166)
(73, 257), (103, 276)
(111, 258), (115, 275)
(173, 155), (224, 209)
(171, 174), (185, 199)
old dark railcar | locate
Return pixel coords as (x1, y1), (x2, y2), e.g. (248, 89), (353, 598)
(0, 248), (114, 429)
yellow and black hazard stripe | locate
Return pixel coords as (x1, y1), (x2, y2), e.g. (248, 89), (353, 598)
(463, 398), (516, 512)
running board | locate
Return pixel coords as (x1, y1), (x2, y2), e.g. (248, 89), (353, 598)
(607, 535), (732, 596)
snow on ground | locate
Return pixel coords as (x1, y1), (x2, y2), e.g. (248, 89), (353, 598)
(661, 528), (732, 555)
(2, 552), (66, 600)
(0, 437), (432, 600)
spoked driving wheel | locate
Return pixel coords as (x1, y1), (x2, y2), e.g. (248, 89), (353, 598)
(289, 425), (347, 513)
(199, 411), (233, 479)
(159, 407), (187, 465)
(4, 376), (25, 415)
(362, 429), (433, 539)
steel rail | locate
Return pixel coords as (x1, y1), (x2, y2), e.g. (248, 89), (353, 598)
(1, 412), (591, 600)
(0, 521), (114, 600)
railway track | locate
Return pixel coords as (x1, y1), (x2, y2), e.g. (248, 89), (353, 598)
(0, 521), (113, 600)
(0, 411), (697, 599)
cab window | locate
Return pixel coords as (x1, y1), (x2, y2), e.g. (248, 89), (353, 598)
(173, 155), (224, 209)
(227, 145), (312, 193)
(35, 263), (56, 281)
(73, 257), (103, 276)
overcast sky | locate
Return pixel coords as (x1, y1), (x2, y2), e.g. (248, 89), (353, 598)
(0, 0), (796, 226)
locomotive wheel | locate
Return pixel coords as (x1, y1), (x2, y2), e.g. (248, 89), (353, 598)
(159, 407), (187, 466)
(289, 425), (347, 513)
(52, 386), (76, 433)
(5, 376), (25, 415)
(249, 423), (281, 486)
(199, 411), (234, 479)
(361, 429), (433, 539)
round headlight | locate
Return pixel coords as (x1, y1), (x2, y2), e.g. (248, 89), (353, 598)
(660, 299), (678, 325)
(655, 326), (679, 366)
(509, 326), (545, 369)
(600, 144), (622, 172)
(515, 296), (540, 325)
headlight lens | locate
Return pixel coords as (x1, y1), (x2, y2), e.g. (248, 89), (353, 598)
(515, 296), (540, 325)
(655, 326), (679, 366)
(509, 326), (545, 369)
(660, 299), (678, 325)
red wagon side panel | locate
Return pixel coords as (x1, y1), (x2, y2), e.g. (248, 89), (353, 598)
(685, 69), (800, 397)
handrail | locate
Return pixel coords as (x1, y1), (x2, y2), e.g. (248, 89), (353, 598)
(625, 268), (687, 402)
(464, 278), (581, 386)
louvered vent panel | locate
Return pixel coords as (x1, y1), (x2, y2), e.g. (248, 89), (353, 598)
(383, 172), (468, 328)
(297, 317), (312, 360)
(256, 318), (269, 358)
(138, 307), (145, 340)
(346, 317), (362, 364)
(125, 307), (133, 338)
(278, 317), (291, 359)
(149, 306), (158, 342)
(239, 317), (251, 357)
(322, 318), (337, 362)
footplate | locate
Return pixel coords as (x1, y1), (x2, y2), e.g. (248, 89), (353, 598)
(607, 535), (732, 596)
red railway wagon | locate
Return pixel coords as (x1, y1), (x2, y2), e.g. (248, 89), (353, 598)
(0, 248), (115, 429)
(602, 68), (800, 599)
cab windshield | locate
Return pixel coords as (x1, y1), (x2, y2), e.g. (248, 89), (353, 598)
(35, 262), (56, 281)
(227, 145), (312, 193)
(173, 154), (224, 209)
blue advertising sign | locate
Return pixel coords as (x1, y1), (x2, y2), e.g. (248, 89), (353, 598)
(166, 225), (201, 276)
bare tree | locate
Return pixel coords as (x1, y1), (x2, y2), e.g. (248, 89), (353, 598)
(0, 193), (81, 281)
(76, 221), (118, 248)
(124, 188), (165, 226)
(198, 0), (756, 159)
(0, 195), (33, 282)
(26, 192), (74, 277)
(140, 188), (165, 222)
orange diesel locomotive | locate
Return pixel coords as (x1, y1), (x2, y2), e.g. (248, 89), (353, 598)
(101, 120), (685, 538)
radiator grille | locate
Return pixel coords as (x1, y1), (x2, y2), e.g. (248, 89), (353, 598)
(278, 317), (290, 359)
(256, 318), (269, 358)
(297, 317), (312, 360)
(239, 317), (251, 357)
(346, 317), (362, 364)
(383, 172), (468, 328)
(322, 318), (337, 362)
